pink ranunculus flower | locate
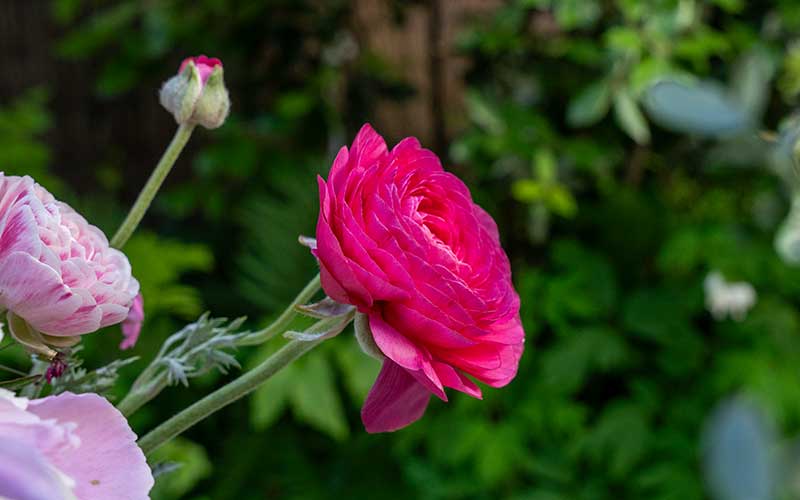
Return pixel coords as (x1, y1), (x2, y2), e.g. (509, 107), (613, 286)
(0, 389), (153, 500)
(120, 293), (144, 350)
(0, 174), (139, 339)
(315, 124), (525, 433)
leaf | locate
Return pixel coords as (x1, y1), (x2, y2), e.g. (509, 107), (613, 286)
(295, 297), (353, 319)
(250, 361), (296, 429)
(703, 399), (775, 500)
(567, 80), (611, 127)
(334, 336), (381, 402)
(613, 88), (651, 144)
(149, 438), (212, 500)
(0, 375), (41, 390)
(582, 403), (650, 477)
(730, 47), (776, 120)
(466, 91), (505, 135)
(289, 354), (349, 440)
(643, 80), (750, 137)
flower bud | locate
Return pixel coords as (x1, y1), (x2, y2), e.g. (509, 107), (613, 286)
(159, 55), (230, 129)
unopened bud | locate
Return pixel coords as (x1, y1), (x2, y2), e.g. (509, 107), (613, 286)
(160, 55), (230, 129)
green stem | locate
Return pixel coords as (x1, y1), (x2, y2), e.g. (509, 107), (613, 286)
(137, 318), (340, 456)
(110, 123), (195, 249)
(117, 373), (168, 417)
(238, 273), (321, 346)
(116, 273), (321, 417)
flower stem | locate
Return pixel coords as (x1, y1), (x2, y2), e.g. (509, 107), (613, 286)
(238, 273), (321, 346)
(110, 123), (196, 249)
(117, 373), (168, 417)
(137, 315), (345, 456)
(116, 273), (321, 417)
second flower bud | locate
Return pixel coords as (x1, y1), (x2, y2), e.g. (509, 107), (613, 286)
(159, 55), (230, 129)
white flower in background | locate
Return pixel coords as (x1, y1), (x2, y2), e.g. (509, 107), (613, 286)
(704, 272), (757, 322)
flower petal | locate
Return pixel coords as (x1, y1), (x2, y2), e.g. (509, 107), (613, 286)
(362, 359), (431, 433)
(0, 436), (74, 500)
(28, 392), (153, 500)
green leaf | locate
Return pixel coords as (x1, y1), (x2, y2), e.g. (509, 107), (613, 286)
(150, 438), (212, 499)
(289, 354), (349, 440)
(466, 91), (505, 135)
(250, 361), (295, 429)
(334, 336), (381, 403)
(730, 47), (776, 120)
(613, 88), (651, 144)
(567, 80), (611, 127)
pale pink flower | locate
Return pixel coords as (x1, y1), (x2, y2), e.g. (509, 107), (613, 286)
(0, 389), (153, 500)
(0, 174), (139, 337)
(120, 293), (144, 350)
(315, 124), (524, 432)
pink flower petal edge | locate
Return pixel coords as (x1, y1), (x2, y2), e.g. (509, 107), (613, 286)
(0, 389), (153, 500)
(120, 293), (144, 350)
(362, 359), (431, 433)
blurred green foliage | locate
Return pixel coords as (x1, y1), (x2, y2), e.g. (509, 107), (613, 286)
(3, 0), (800, 498)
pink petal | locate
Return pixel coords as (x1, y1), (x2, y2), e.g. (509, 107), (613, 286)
(0, 252), (83, 334)
(0, 436), (73, 500)
(368, 313), (423, 371)
(28, 392), (153, 500)
(120, 293), (144, 350)
(362, 359), (431, 433)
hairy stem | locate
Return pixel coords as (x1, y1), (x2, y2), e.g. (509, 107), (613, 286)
(238, 273), (321, 346)
(137, 314), (345, 455)
(111, 123), (195, 248)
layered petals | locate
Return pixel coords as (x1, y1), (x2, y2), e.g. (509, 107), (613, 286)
(315, 124), (525, 433)
(0, 174), (139, 337)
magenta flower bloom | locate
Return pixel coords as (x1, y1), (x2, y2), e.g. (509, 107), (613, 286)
(0, 389), (153, 500)
(315, 124), (524, 432)
(0, 174), (139, 339)
(120, 293), (144, 350)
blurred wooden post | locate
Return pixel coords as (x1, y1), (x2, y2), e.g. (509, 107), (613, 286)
(352, 0), (502, 153)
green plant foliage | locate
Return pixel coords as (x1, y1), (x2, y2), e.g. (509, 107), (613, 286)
(5, 0), (800, 498)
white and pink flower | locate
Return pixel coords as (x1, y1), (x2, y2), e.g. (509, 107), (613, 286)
(0, 174), (139, 339)
(0, 389), (153, 500)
